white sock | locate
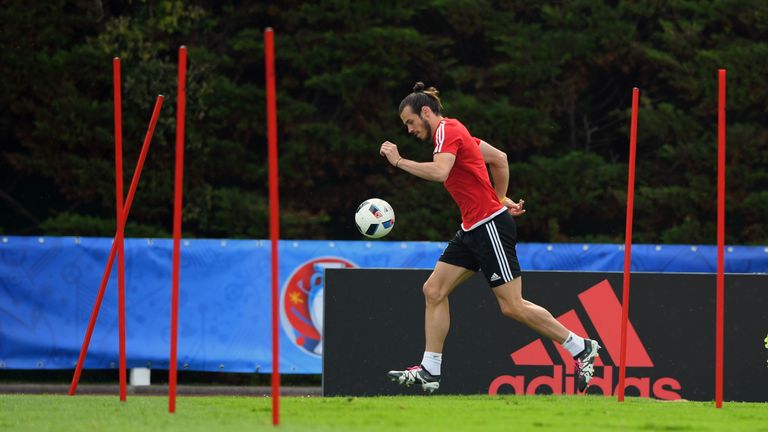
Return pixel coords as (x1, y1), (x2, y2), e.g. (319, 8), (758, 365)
(562, 332), (586, 357)
(421, 351), (442, 376)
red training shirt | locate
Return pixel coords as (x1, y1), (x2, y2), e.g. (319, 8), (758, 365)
(432, 118), (506, 231)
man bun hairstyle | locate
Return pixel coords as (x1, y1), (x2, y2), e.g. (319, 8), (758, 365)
(398, 81), (443, 116)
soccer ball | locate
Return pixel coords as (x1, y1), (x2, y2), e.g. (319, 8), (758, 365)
(355, 198), (395, 238)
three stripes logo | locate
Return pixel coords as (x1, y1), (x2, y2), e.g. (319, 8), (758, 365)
(433, 120), (445, 154)
(488, 279), (682, 400)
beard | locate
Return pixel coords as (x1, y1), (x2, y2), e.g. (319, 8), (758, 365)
(419, 116), (432, 143)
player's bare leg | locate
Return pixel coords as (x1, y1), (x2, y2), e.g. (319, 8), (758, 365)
(492, 276), (601, 392)
(388, 261), (474, 392)
(423, 261), (474, 353)
(492, 276), (569, 341)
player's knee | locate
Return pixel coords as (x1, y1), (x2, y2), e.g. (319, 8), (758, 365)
(499, 300), (526, 322)
(422, 280), (446, 304)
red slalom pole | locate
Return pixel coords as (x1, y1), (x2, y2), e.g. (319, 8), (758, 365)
(265, 27), (280, 426)
(113, 57), (128, 402)
(715, 69), (726, 408)
(169, 46), (187, 414)
(69, 95), (165, 395)
(617, 87), (639, 402)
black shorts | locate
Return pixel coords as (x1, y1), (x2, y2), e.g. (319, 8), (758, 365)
(438, 211), (522, 287)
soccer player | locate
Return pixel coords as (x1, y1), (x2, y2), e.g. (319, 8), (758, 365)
(380, 82), (601, 394)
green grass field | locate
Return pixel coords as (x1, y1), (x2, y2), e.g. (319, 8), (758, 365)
(1, 394), (766, 432)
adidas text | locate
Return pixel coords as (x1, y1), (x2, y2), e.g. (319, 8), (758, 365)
(488, 365), (682, 400)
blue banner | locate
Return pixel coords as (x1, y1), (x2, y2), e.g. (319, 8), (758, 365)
(0, 236), (766, 373)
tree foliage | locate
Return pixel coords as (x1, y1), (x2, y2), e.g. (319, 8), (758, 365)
(1, 0), (766, 244)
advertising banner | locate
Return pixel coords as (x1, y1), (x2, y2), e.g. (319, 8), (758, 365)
(1, 236), (766, 376)
(0, 237), (442, 373)
(323, 269), (768, 402)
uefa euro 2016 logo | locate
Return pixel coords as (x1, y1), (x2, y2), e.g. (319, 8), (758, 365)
(279, 257), (357, 357)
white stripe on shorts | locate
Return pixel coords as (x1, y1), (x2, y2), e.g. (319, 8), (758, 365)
(486, 221), (513, 282)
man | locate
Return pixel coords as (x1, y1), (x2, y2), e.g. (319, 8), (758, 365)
(380, 82), (601, 394)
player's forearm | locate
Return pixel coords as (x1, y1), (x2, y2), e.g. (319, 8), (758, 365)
(488, 163), (509, 201)
(479, 140), (509, 200)
(397, 158), (450, 182)
(488, 153), (509, 200)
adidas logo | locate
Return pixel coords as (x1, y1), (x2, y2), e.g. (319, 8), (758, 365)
(490, 273), (501, 282)
(489, 279), (682, 400)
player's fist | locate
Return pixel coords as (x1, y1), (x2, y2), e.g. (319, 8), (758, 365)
(380, 141), (401, 166)
(502, 197), (526, 216)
